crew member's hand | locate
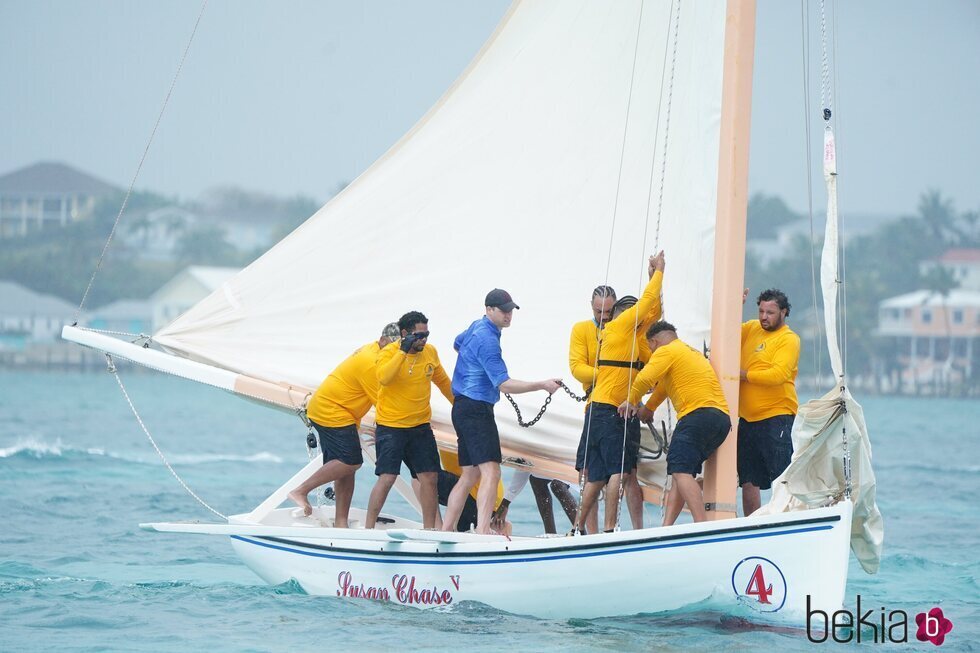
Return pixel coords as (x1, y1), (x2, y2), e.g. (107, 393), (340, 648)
(617, 400), (637, 419)
(649, 250), (665, 278)
(491, 502), (510, 531)
(540, 378), (562, 394)
(636, 406), (653, 422)
(399, 334), (417, 353)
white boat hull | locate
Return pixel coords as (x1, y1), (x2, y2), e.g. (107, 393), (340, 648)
(222, 501), (852, 619)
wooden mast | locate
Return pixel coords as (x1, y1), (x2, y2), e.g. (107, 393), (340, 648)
(702, 0), (756, 521)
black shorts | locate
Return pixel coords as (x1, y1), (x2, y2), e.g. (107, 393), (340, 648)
(452, 395), (501, 467)
(580, 402), (640, 483)
(737, 414), (795, 489)
(374, 423), (440, 476)
(312, 421), (363, 466)
(666, 407), (731, 476)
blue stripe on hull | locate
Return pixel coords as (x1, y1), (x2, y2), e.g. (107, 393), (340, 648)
(232, 524), (833, 566)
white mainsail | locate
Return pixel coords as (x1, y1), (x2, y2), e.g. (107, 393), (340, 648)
(153, 1), (728, 469)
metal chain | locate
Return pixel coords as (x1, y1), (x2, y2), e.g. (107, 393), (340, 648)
(105, 354), (226, 520)
(651, 0), (682, 250)
(819, 0), (832, 118)
(505, 381), (586, 428)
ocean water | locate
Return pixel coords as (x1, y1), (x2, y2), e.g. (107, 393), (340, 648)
(1, 369), (978, 652)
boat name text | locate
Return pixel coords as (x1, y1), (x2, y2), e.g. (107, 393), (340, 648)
(336, 571), (456, 606)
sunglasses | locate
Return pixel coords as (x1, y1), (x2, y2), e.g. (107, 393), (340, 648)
(411, 331), (430, 340)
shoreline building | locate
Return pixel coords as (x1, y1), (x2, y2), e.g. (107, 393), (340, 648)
(876, 289), (980, 395)
(0, 162), (117, 238)
(150, 266), (240, 332)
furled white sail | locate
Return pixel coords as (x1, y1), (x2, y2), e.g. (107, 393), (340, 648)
(821, 127), (844, 382)
(755, 388), (882, 573)
(756, 125), (883, 573)
(153, 1), (728, 471)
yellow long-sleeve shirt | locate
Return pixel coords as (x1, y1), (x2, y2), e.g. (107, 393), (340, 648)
(306, 341), (381, 428)
(568, 319), (601, 394)
(739, 321), (800, 421)
(628, 338), (729, 420)
(375, 342), (454, 428)
(590, 270), (663, 407)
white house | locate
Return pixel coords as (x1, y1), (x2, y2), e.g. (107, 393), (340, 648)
(0, 162), (117, 238)
(150, 266), (240, 332)
(919, 248), (980, 291)
(87, 299), (154, 336)
(876, 288), (980, 392)
(0, 281), (79, 351)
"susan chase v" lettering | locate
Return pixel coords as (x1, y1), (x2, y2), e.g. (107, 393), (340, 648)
(336, 571), (456, 606)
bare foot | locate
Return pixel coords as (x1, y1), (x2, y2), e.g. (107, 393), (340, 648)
(287, 489), (312, 516)
(333, 518), (348, 529)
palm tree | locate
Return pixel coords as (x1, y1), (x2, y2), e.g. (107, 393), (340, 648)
(921, 264), (959, 394)
(918, 190), (966, 245)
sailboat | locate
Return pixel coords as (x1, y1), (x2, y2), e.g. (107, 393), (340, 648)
(63, 0), (881, 619)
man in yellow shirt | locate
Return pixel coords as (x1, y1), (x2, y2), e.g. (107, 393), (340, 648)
(738, 288), (800, 516)
(573, 252), (664, 534)
(365, 311), (454, 530)
(568, 284), (644, 532)
(287, 322), (400, 527)
(619, 321), (731, 525)
(568, 284), (616, 394)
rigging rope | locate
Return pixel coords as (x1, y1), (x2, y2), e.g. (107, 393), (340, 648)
(76, 325), (154, 347)
(650, 0), (682, 252)
(830, 0), (849, 380)
(818, 0), (853, 496)
(800, 0), (823, 388)
(572, 0), (651, 534)
(106, 354), (226, 520)
(818, 0), (832, 118)
(611, 0), (682, 533)
(73, 0), (210, 324)
(819, 0), (847, 385)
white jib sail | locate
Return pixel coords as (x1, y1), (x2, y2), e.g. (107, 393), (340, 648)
(152, 1), (727, 474)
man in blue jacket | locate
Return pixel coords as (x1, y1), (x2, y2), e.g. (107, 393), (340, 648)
(442, 288), (562, 534)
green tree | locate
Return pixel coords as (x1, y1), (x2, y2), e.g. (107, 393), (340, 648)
(0, 189), (175, 306)
(175, 224), (240, 266)
(746, 192), (803, 240)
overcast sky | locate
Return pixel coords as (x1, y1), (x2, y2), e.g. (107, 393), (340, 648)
(2, 0), (978, 217)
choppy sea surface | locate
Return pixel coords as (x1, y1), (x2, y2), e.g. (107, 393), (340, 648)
(1, 369), (978, 652)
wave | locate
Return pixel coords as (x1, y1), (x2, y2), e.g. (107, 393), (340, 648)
(0, 438), (284, 465)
